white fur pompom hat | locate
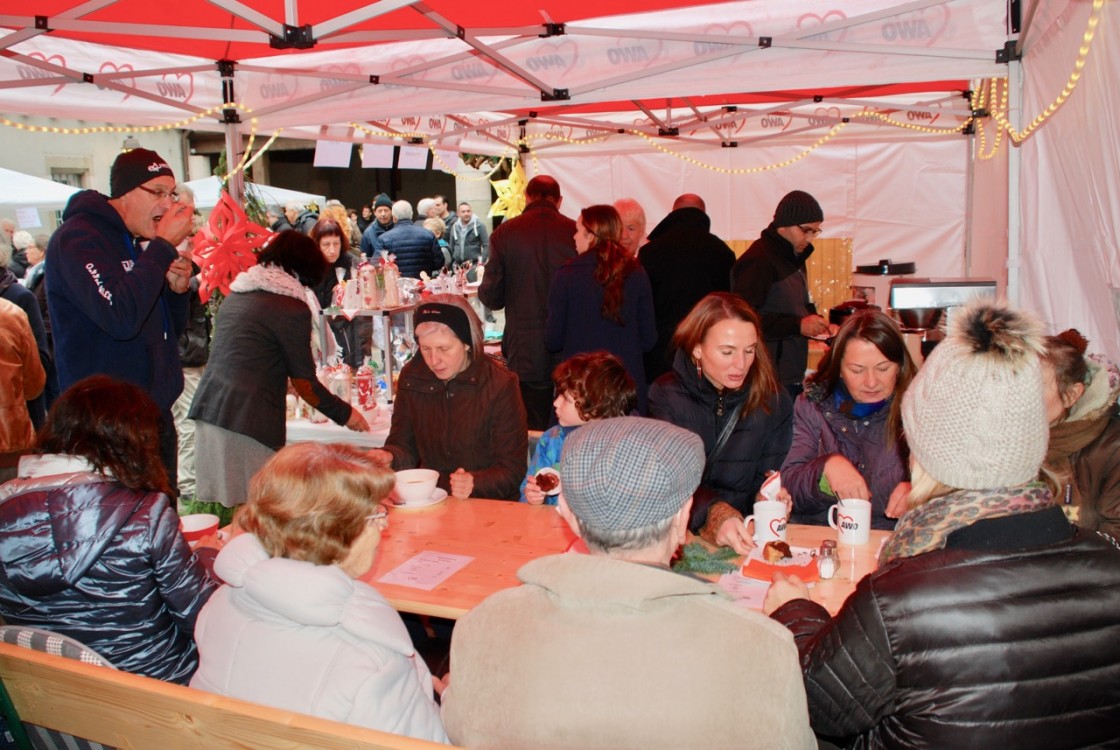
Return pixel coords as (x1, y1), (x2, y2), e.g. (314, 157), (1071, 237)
(901, 299), (1048, 489)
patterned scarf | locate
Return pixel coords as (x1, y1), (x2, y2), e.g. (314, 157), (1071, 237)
(880, 482), (1053, 563)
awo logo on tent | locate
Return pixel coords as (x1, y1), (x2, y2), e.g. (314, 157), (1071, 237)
(694, 21), (754, 56)
(156, 73), (194, 102)
(19, 52), (67, 95)
(524, 42), (579, 77)
(880, 7), (950, 44)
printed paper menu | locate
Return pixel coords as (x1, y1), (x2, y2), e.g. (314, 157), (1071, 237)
(377, 551), (473, 590)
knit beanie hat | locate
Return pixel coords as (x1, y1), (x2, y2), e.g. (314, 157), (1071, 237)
(110, 148), (175, 198)
(901, 299), (1048, 489)
(373, 193), (393, 209)
(560, 417), (704, 532)
(773, 190), (824, 227)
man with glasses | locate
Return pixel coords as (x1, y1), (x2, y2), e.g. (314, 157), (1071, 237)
(46, 147), (195, 489)
(732, 189), (832, 397)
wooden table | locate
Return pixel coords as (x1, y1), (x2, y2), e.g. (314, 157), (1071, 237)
(361, 497), (888, 619)
(362, 497), (575, 620)
(783, 526), (890, 615)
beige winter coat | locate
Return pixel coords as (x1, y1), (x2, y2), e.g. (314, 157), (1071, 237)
(442, 553), (815, 750)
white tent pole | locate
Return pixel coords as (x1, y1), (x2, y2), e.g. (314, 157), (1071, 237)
(1006, 57), (1022, 305)
(219, 61), (244, 206)
(965, 127), (975, 277)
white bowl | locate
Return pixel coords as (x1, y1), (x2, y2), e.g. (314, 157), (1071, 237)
(180, 513), (220, 544)
(395, 469), (440, 505)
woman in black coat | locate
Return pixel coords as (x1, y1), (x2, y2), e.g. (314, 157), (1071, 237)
(648, 292), (791, 553)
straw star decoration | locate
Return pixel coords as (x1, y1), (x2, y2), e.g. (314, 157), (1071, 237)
(489, 161), (527, 220)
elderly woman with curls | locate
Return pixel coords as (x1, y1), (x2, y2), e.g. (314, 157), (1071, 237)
(781, 309), (917, 530)
(190, 442), (447, 742)
(0, 376), (217, 684)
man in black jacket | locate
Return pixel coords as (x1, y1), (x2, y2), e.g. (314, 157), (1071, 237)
(639, 194), (735, 383)
(478, 176), (576, 429)
(732, 190), (831, 397)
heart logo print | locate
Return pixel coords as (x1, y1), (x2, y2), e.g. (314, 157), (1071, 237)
(769, 517), (787, 536)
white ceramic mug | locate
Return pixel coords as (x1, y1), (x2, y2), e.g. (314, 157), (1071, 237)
(743, 499), (788, 544)
(828, 498), (872, 545)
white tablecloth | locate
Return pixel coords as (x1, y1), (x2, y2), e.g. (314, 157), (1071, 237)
(285, 412), (391, 448)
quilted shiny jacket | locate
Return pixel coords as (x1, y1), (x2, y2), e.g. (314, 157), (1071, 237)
(0, 455), (217, 684)
(771, 505), (1120, 748)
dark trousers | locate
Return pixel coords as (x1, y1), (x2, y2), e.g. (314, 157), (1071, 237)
(158, 409), (179, 498)
(520, 380), (554, 432)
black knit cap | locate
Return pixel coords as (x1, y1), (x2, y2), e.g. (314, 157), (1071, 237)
(373, 193), (393, 209)
(110, 148), (175, 198)
(773, 190), (824, 227)
(415, 302), (473, 347)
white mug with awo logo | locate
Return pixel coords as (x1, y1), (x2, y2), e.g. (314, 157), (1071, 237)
(744, 499), (788, 544)
(829, 498), (872, 545)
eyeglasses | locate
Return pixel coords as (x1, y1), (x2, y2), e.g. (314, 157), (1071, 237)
(135, 185), (179, 203)
(797, 225), (823, 237)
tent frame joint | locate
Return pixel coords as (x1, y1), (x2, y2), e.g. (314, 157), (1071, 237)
(658, 127), (679, 136)
(369, 75), (380, 85)
(34, 15), (50, 31)
(270, 24), (315, 50)
(542, 89), (569, 101)
(758, 36), (772, 48)
(721, 141), (738, 148)
(995, 40), (1020, 63)
(540, 23), (566, 38)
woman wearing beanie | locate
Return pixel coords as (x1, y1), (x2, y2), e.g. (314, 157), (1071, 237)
(781, 309), (917, 530)
(764, 300), (1120, 748)
(1041, 329), (1120, 538)
(369, 294), (527, 501)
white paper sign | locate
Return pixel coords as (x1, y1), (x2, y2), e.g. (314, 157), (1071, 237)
(15, 208), (40, 228)
(377, 551), (473, 590)
(361, 144), (395, 168)
(433, 149), (459, 173)
(314, 140), (353, 168)
(397, 145), (429, 170)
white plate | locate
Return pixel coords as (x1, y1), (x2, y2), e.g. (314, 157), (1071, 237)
(390, 487), (448, 510)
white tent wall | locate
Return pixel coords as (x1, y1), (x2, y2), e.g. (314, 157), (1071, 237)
(1018, 0), (1120, 361)
(542, 135), (968, 279)
(967, 131), (1009, 291)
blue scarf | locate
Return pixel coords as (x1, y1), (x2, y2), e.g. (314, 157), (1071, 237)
(831, 381), (890, 419)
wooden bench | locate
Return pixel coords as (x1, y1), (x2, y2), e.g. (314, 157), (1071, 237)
(0, 642), (458, 750)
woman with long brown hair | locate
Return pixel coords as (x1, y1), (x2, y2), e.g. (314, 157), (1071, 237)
(781, 308), (917, 530)
(0, 375), (217, 684)
(546, 204), (656, 412)
(309, 217), (371, 369)
(648, 292), (792, 553)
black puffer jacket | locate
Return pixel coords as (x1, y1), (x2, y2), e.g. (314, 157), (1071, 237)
(771, 505), (1120, 749)
(0, 456), (217, 684)
(648, 349), (792, 531)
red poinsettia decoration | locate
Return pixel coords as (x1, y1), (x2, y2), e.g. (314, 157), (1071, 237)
(192, 190), (273, 302)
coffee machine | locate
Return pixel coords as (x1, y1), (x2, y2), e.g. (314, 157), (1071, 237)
(888, 278), (997, 364)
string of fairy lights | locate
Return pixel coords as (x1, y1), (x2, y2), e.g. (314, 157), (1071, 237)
(0, 0), (1105, 178)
